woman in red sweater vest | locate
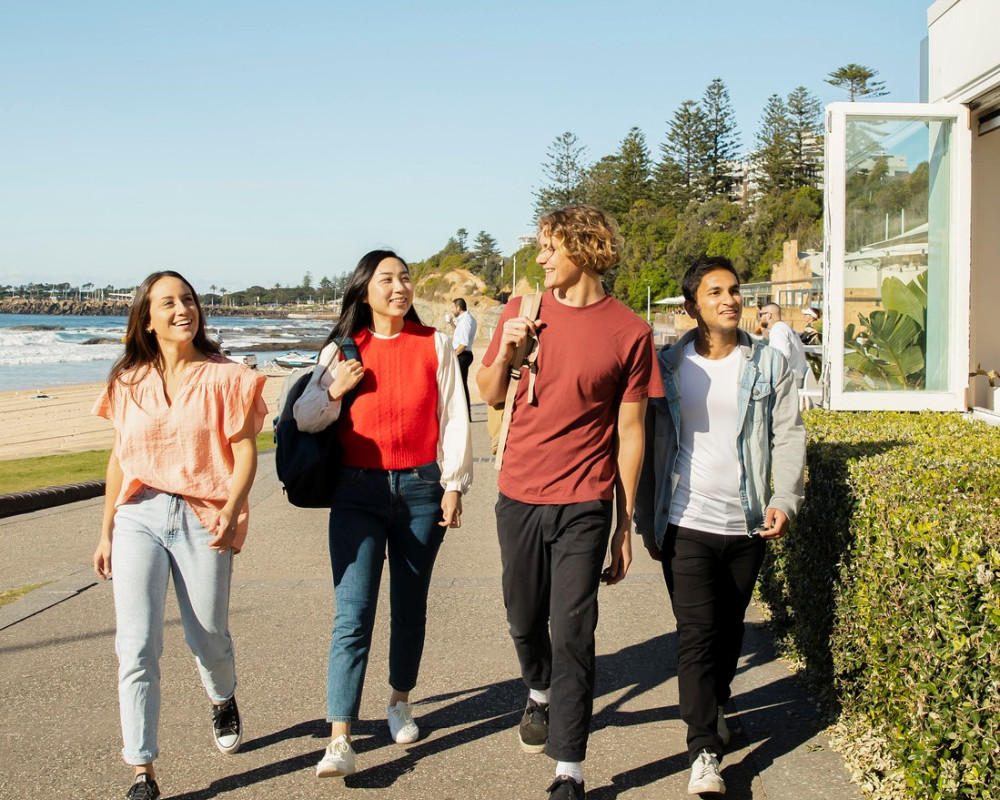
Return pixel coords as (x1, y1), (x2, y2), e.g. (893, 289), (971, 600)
(293, 249), (473, 778)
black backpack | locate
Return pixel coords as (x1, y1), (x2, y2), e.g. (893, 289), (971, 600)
(273, 338), (360, 508)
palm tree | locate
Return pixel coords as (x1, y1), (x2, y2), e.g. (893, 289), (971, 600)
(209, 284), (217, 307)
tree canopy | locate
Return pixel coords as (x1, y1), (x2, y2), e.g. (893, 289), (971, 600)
(826, 63), (889, 101)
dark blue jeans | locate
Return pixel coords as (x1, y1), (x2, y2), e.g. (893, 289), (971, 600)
(326, 462), (445, 722)
(661, 524), (766, 763)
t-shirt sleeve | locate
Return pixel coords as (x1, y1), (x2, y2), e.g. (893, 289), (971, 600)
(620, 329), (660, 402)
(481, 299), (520, 367)
(646, 337), (665, 398)
(91, 388), (113, 421)
(224, 368), (269, 441)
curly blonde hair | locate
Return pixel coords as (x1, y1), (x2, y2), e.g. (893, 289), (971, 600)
(538, 205), (622, 275)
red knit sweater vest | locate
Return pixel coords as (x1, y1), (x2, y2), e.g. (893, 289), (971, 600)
(339, 320), (440, 470)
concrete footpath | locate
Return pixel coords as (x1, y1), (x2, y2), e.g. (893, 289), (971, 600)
(0, 406), (863, 800)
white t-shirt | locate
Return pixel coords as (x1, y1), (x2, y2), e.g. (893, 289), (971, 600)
(669, 342), (747, 535)
(452, 311), (477, 352)
(766, 321), (807, 382)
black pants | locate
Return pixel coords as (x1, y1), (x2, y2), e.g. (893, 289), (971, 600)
(496, 493), (613, 762)
(661, 524), (766, 763)
(456, 350), (473, 420)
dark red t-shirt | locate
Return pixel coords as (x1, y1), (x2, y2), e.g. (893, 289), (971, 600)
(482, 292), (663, 504)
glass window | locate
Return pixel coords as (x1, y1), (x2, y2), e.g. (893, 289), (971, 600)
(841, 116), (953, 392)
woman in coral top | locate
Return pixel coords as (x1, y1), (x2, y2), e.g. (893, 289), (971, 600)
(92, 271), (267, 800)
(293, 249), (472, 778)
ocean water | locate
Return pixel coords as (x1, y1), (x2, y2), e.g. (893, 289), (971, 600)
(0, 313), (335, 392)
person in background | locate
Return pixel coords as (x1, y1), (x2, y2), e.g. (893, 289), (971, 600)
(477, 205), (660, 800)
(93, 271), (267, 800)
(757, 302), (808, 387)
(800, 306), (822, 345)
(636, 256), (805, 795)
(293, 249), (472, 779)
(446, 297), (478, 420)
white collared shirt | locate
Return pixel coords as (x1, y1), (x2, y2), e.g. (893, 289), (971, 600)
(452, 311), (477, 351)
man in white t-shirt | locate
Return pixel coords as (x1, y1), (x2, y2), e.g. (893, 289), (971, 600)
(635, 257), (805, 795)
(757, 303), (807, 386)
(446, 297), (477, 420)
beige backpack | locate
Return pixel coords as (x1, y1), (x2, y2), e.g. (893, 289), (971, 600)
(488, 293), (542, 470)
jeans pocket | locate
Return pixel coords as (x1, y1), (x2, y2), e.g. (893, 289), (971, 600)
(412, 461), (442, 486)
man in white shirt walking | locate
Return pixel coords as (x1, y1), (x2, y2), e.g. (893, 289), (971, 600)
(447, 297), (477, 420)
(636, 257), (805, 795)
(757, 303), (808, 387)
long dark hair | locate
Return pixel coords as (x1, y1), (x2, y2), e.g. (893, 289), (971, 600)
(106, 270), (221, 398)
(324, 249), (422, 345)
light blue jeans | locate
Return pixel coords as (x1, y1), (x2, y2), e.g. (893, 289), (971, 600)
(111, 487), (236, 764)
(326, 462), (445, 722)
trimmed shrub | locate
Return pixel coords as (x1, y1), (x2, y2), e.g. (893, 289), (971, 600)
(759, 410), (1000, 799)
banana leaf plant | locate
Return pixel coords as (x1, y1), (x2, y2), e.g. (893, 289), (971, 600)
(843, 272), (927, 391)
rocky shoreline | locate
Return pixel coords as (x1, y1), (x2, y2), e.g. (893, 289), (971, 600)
(0, 298), (283, 317)
(1, 296), (503, 341)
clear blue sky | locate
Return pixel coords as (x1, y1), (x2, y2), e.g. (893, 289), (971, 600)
(0, 0), (932, 294)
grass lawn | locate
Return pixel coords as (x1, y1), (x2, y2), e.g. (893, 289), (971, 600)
(0, 431), (276, 495)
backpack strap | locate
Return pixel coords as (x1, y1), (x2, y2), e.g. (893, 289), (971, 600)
(495, 293), (542, 472)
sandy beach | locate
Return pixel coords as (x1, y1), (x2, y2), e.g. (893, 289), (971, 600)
(0, 377), (288, 461)
(1, 343), (489, 462)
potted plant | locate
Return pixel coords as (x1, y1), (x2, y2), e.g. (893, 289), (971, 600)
(969, 364), (1000, 410)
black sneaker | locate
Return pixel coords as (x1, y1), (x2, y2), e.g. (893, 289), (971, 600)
(518, 698), (549, 754)
(547, 776), (585, 799)
(212, 695), (243, 754)
(125, 773), (160, 800)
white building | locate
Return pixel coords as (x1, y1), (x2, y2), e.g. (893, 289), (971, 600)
(821, 0), (998, 412)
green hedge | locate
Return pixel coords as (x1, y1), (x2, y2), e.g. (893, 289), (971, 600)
(758, 410), (1000, 799)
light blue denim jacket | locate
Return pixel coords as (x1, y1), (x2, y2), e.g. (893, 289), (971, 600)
(634, 328), (806, 550)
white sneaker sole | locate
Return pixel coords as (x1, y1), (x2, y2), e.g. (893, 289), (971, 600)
(316, 764), (354, 778)
(688, 776), (726, 794)
(392, 728), (419, 745)
(518, 733), (546, 754)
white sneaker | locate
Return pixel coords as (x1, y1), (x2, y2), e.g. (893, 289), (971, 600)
(316, 734), (356, 778)
(717, 706), (731, 746)
(387, 700), (420, 744)
(688, 749), (725, 795)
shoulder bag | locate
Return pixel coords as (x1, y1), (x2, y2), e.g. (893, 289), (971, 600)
(274, 337), (361, 508)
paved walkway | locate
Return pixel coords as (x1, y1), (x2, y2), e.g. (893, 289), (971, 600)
(0, 407), (862, 800)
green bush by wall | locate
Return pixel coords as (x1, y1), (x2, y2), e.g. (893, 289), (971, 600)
(759, 410), (1000, 799)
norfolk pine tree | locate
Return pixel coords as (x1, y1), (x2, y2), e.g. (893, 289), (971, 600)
(585, 155), (622, 215)
(655, 100), (710, 209)
(615, 127), (654, 212)
(754, 94), (795, 193)
(825, 63), (889, 101)
(586, 127), (653, 216)
(786, 86), (824, 188)
(701, 79), (741, 198)
(533, 131), (589, 218)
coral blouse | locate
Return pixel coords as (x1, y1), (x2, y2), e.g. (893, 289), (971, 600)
(92, 355), (268, 551)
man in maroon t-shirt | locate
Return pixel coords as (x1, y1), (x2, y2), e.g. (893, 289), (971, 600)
(478, 205), (662, 800)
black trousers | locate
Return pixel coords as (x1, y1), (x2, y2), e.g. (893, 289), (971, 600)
(661, 524), (766, 763)
(456, 350), (473, 420)
(496, 493), (613, 762)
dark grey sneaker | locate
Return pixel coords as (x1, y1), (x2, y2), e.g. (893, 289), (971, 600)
(519, 698), (549, 754)
(212, 696), (243, 754)
(125, 773), (160, 800)
(547, 776), (585, 799)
